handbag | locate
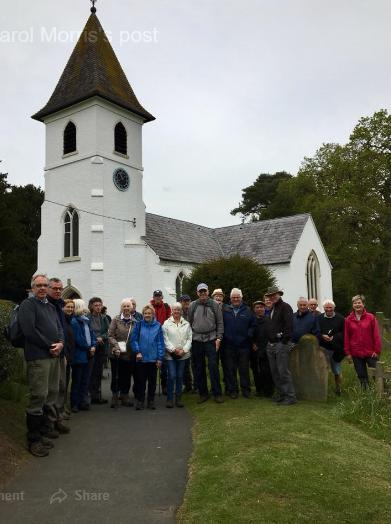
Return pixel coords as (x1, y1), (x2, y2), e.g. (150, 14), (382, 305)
(118, 322), (132, 353)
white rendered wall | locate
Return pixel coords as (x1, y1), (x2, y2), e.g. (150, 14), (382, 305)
(268, 217), (333, 311)
(37, 97), (149, 314)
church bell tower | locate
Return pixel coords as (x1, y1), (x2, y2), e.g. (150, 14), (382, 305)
(32, 5), (155, 310)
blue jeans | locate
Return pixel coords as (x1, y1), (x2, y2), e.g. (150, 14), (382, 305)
(71, 363), (89, 408)
(192, 340), (222, 397)
(167, 359), (186, 400)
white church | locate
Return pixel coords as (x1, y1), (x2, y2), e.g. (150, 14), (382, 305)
(33, 7), (333, 313)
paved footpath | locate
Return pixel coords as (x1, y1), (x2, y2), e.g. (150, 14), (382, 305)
(0, 377), (192, 524)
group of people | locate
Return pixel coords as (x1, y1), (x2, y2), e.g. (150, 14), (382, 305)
(18, 273), (382, 457)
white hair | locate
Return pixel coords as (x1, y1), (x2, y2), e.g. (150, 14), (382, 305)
(31, 273), (48, 288)
(230, 288), (243, 298)
(323, 299), (335, 308)
(121, 297), (133, 307)
(171, 302), (183, 311)
(297, 296), (308, 303)
(73, 299), (88, 316)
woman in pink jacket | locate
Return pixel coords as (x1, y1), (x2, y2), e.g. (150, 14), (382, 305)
(344, 294), (381, 387)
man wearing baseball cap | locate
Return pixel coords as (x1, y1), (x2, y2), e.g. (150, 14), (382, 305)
(188, 283), (224, 403)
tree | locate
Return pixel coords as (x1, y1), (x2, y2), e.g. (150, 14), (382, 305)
(230, 171), (292, 220)
(182, 255), (276, 306)
(231, 110), (391, 315)
(0, 174), (44, 302)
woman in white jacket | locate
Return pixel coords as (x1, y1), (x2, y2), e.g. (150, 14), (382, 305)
(163, 303), (192, 408)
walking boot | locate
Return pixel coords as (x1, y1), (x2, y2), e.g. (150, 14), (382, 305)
(26, 414), (49, 457)
(197, 394), (209, 404)
(120, 394), (134, 407)
(135, 400), (144, 410)
(40, 436), (55, 449)
(111, 394), (120, 409)
(147, 400), (156, 410)
(175, 395), (184, 408)
(166, 399), (174, 409)
(29, 440), (49, 457)
(40, 418), (59, 439)
(55, 420), (71, 434)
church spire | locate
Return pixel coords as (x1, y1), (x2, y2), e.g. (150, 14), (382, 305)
(32, 10), (155, 123)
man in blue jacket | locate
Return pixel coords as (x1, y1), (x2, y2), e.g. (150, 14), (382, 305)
(292, 297), (320, 343)
(222, 288), (256, 398)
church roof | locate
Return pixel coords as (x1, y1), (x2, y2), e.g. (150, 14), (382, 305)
(32, 13), (155, 122)
(145, 213), (310, 265)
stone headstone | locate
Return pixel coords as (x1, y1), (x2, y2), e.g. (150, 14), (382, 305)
(289, 335), (329, 401)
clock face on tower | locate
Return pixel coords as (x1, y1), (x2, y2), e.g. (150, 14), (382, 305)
(113, 168), (130, 191)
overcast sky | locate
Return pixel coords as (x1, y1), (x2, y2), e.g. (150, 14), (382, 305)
(1, 0), (390, 227)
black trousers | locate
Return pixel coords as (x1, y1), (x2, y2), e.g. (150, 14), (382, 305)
(352, 356), (377, 386)
(183, 359), (192, 389)
(223, 344), (251, 394)
(134, 362), (157, 402)
(250, 349), (274, 396)
(110, 358), (135, 395)
(192, 340), (222, 397)
(160, 360), (168, 390)
(89, 352), (107, 400)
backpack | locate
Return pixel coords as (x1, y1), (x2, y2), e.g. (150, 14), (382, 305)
(4, 305), (25, 348)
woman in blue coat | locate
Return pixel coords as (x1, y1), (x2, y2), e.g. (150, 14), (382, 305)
(70, 299), (97, 412)
(130, 304), (165, 410)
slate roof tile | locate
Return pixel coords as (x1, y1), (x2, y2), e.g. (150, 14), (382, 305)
(145, 213), (310, 265)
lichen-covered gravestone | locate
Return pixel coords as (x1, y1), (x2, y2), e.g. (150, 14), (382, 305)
(289, 335), (329, 401)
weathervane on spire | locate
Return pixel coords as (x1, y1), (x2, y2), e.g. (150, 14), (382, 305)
(90, 0), (97, 13)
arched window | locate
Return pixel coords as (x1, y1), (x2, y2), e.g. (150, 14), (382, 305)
(64, 207), (79, 258)
(306, 251), (320, 301)
(63, 121), (76, 155)
(114, 122), (127, 155)
(176, 272), (185, 300)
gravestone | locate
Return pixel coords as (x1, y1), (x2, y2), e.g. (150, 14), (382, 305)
(289, 334), (329, 401)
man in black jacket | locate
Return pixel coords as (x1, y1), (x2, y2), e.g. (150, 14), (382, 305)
(19, 274), (64, 457)
(47, 278), (70, 432)
(251, 300), (274, 397)
(264, 286), (297, 406)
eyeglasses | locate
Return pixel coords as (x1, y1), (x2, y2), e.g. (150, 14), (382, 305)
(51, 287), (63, 292)
(35, 284), (48, 288)
(198, 290), (208, 293)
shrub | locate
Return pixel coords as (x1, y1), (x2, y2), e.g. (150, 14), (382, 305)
(0, 300), (25, 392)
(182, 255), (276, 305)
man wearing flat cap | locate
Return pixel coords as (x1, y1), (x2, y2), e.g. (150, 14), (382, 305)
(264, 286), (297, 405)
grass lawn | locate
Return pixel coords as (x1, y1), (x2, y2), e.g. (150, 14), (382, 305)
(178, 361), (391, 524)
(0, 396), (28, 488)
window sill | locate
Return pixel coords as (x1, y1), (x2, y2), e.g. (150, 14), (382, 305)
(59, 256), (81, 263)
(113, 151), (129, 159)
(62, 151), (79, 159)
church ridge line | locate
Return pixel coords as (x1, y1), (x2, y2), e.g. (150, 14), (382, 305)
(146, 211), (312, 231)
